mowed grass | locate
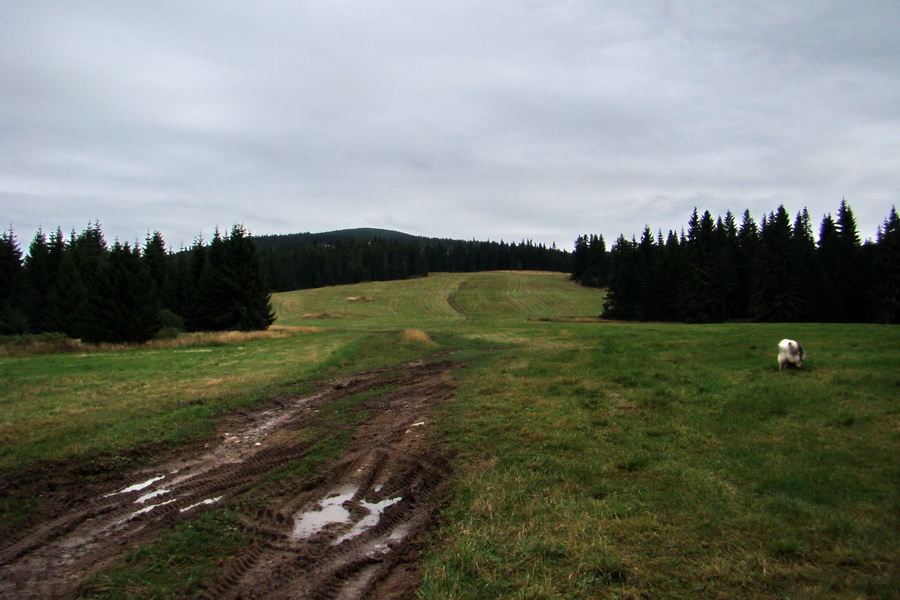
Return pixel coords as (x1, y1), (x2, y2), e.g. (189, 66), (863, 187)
(419, 320), (899, 599)
(2, 271), (898, 599)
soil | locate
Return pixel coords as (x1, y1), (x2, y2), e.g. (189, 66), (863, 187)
(0, 356), (461, 599)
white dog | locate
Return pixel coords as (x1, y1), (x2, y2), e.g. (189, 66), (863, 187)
(777, 339), (805, 370)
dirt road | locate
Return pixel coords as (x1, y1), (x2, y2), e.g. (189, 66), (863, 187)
(0, 356), (460, 599)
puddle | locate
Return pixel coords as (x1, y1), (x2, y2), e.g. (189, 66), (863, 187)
(334, 497), (402, 545)
(135, 489), (170, 504)
(105, 475), (165, 497)
(127, 498), (177, 520)
(180, 496), (223, 513)
(292, 486), (358, 539)
(292, 485), (404, 544)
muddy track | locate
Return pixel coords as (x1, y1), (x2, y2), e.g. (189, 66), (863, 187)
(0, 356), (460, 600)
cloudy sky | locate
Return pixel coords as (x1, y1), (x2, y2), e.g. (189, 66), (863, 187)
(2, 1), (898, 251)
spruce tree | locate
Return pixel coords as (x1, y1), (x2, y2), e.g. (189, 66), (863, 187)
(82, 241), (161, 343)
(752, 206), (799, 321)
(0, 228), (26, 333)
(734, 210), (758, 319)
(222, 225), (275, 330)
(835, 199), (865, 321)
(790, 208), (828, 321)
(871, 206), (900, 323)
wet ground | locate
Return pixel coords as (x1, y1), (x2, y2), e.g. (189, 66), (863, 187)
(0, 356), (459, 599)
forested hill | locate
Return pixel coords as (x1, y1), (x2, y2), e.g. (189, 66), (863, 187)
(254, 228), (423, 250)
(254, 229), (573, 292)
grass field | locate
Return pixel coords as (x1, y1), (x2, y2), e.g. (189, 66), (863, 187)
(2, 271), (897, 598)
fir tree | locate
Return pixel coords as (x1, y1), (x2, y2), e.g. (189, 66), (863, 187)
(0, 228), (26, 333)
(871, 206), (900, 323)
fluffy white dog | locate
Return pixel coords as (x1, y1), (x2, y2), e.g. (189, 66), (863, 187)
(777, 339), (805, 370)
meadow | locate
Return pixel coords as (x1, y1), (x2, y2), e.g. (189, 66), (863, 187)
(1, 271), (897, 598)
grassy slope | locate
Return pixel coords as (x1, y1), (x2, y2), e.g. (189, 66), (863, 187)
(2, 272), (897, 598)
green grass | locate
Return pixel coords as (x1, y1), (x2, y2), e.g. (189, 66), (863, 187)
(79, 508), (248, 599)
(420, 321), (899, 599)
(3, 271), (898, 599)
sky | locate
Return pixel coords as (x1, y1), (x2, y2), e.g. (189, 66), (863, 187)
(2, 1), (899, 252)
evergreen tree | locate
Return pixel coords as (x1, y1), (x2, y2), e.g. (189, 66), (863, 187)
(834, 199), (866, 321)
(0, 228), (27, 333)
(734, 210), (758, 319)
(752, 206), (800, 321)
(143, 231), (174, 312)
(602, 235), (639, 319)
(817, 213), (841, 321)
(714, 212), (741, 320)
(790, 208), (828, 321)
(871, 206), (900, 323)
(679, 209), (722, 322)
(223, 225), (275, 330)
(84, 241), (160, 343)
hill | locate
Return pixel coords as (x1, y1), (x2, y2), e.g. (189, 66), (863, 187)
(253, 227), (425, 250)
(253, 228), (573, 292)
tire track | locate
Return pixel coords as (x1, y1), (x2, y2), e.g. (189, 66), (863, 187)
(0, 357), (459, 600)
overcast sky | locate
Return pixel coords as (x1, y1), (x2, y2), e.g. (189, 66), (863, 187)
(2, 1), (898, 251)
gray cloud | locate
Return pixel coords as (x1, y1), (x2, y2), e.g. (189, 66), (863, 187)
(3, 0), (898, 250)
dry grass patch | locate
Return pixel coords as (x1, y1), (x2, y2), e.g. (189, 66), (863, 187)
(402, 328), (437, 346)
(0, 328), (319, 357)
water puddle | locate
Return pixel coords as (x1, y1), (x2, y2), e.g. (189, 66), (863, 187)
(180, 496), (223, 513)
(291, 485), (403, 543)
(105, 475), (165, 497)
(292, 486), (357, 539)
(334, 497), (402, 545)
(127, 498), (177, 520)
(135, 489), (170, 504)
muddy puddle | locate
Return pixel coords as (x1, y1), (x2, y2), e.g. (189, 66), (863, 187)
(0, 356), (458, 599)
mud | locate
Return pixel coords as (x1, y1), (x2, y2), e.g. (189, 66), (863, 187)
(0, 356), (460, 599)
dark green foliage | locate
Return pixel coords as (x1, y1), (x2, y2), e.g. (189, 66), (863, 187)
(571, 234), (608, 287)
(870, 207), (900, 323)
(191, 225), (275, 331)
(0, 229), (27, 334)
(595, 201), (898, 323)
(3, 222), (274, 342)
(257, 230), (571, 292)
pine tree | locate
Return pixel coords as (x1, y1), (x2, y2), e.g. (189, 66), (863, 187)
(835, 199), (865, 321)
(679, 209), (721, 322)
(734, 210), (758, 319)
(752, 206), (800, 321)
(602, 235), (638, 319)
(790, 208), (828, 321)
(817, 213), (841, 321)
(143, 231), (174, 312)
(223, 225), (275, 330)
(871, 206), (900, 323)
(0, 228), (27, 333)
(84, 241), (161, 343)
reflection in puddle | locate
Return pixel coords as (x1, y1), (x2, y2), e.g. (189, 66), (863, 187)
(335, 497), (402, 544)
(135, 488), (170, 504)
(106, 475), (165, 497)
(292, 486), (357, 539)
(180, 496), (223, 513)
(291, 486), (403, 543)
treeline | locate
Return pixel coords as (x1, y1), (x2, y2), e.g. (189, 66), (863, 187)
(573, 200), (900, 323)
(0, 223), (274, 342)
(258, 235), (572, 292)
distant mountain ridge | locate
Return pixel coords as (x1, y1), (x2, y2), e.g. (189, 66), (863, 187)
(251, 228), (573, 292)
(253, 228), (466, 251)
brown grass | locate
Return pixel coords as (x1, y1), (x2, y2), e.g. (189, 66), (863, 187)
(402, 328), (437, 346)
(0, 327), (321, 357)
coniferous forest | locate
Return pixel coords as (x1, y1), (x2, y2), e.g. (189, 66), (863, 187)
(0, 224), (274, 342)
(2, 199), (898, 343)
(256, 232), (572, 292)
(572, 200), (900, 324)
